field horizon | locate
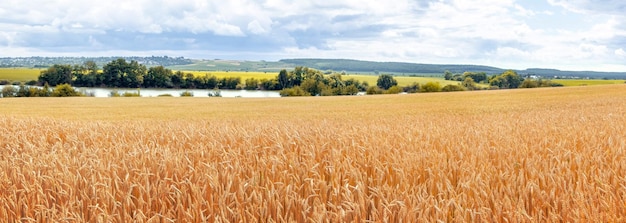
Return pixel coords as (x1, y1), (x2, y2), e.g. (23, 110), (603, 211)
(1, 85), (625, 221)
(1, 67), (625, 90)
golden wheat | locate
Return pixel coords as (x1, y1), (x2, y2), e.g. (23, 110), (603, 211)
(1, 85), (625, 222)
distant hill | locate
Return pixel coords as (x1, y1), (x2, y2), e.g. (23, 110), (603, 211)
(520, 68), (626, 79)
(1, 57), (625, 79)
(280, 59), (504, 74)
(281, 58), (626, 79)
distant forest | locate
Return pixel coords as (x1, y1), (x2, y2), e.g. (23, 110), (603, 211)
(281, 59), (626, 79)
(2, 57), (625, 79)
(280, 59), (504, 74)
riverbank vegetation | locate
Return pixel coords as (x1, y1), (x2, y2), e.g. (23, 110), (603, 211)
(2, 58), (624, 98)
(1, 83), (85, 97)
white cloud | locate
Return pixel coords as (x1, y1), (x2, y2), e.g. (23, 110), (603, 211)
(547, 0), (626, 15)
(0, 0), (624, 71)
(616, 48), (626, 57)
(247, 20), (268, 35)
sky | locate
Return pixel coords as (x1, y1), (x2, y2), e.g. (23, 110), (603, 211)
(1, 0), (625, 72)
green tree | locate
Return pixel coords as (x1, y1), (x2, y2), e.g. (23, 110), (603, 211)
(102, 59), (126, 87)
(342, 85), (360, 95)
(277, 69), (289, 89)
(292, 66), (305, 86)
(462, 72), (487, 83)
(38, 64), (73, 86)
(172, 71), (185, 88)
(144, 66), (173, 88)
(300, 78), (324, 96)
(183, 73), (195, 88)
(244, 78), (259, 90)
(102, 59), (147, 88)
(489, 70), (524, 89)
(124, 60), (146, 88)
(376, 74), (398, 90)
(220, 77), (241, 89)
(259, 78), (279, 90)
(462, 77), (478, 90)
(444, 70), (453, 80)
(327, 73), (345, 89)
(73, 61), (100, 87)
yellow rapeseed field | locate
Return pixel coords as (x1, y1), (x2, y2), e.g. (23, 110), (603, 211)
(186, 71), (278, 80)
(1, 85), (625, 222)
(0, 68), (42, 82)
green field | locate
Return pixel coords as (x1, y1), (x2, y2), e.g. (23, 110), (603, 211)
(0, 68), (42, 82)
(551, 79), (626, 86)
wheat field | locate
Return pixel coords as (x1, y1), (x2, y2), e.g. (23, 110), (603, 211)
(1, 85), (625, 222)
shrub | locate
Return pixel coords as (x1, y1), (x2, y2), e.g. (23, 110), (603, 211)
(279, 86), (310, 96)
(80, 89), (96, 97)
(385, 85), (403, 94)
(366, 86), (383, 95)
(122, 91), (141, 97)
(462, 77), (478, 90)
(520, 79), (539, 88)
(244, 78), (259, 90)
(420, 82), (442, 92)
(110, 89), (140, 97)
(110, 89), (121, 97)
(403, 82), (420, 93)
(342, 85), (360, 95)
(158, 94), (173, 97)
(51, 84), (83, 97)
(180, 91), (194, 97)
(208, 89), (222, 97)
(442, 84), (465, 92)
(1, 85), (17, 97)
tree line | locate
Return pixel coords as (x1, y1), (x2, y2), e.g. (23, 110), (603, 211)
(444, 70), (562, 89)
(2, 58), (565, 98)
(37, 59), (262, 90)
(277, 67), (368, 96)
(278, 68), (563, 97)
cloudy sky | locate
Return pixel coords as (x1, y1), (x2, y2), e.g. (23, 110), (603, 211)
(1, 0), (625, 71)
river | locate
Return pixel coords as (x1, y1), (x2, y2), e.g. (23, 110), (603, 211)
(0, 85), (281, 98)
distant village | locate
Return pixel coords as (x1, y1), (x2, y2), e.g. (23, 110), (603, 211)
(0, 56), (192, 68)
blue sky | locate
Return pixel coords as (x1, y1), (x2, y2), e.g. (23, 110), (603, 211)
(1, 0), (625, 71)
